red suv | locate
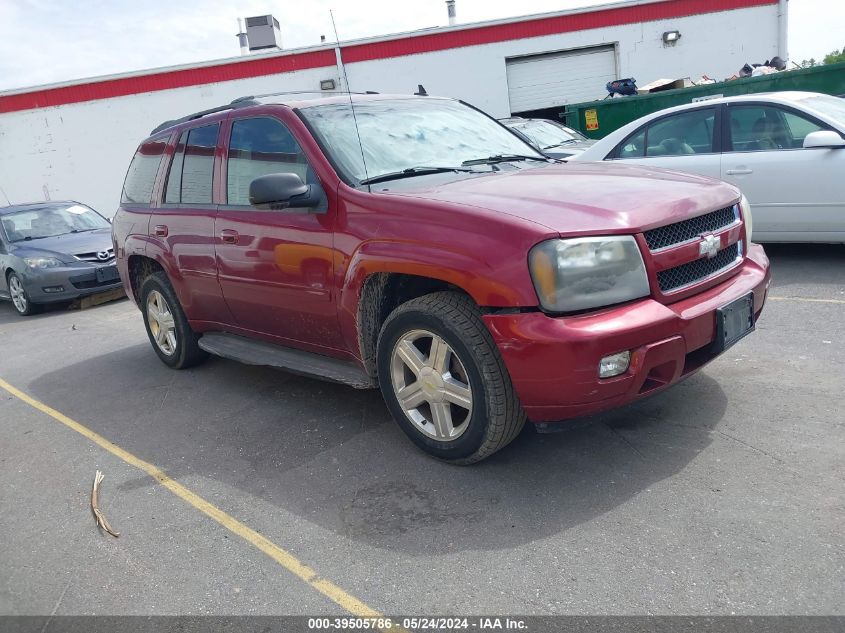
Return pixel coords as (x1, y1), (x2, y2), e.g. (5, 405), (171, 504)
(113, 93), (770, 464)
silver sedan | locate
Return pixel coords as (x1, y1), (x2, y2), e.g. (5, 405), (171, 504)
(572, 92), (845, 243)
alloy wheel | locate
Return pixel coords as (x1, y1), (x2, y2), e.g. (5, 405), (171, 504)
(146, 289), (177, 356)
(390, 329), (474, 441)
(9, 276), (28, 314)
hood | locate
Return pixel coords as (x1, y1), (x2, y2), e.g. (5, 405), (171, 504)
(543, 139), (596, 159)
(10, 228), (113, 262)
(380, 162), (740, 236)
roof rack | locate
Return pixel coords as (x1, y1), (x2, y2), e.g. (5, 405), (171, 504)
(150, 91), (381, 135)
(150, 98), (260, 135)
(237, 90), (379, 101)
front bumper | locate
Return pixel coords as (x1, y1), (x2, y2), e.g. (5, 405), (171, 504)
(483, 244), (770, 422)
(20, 263), (123, 304)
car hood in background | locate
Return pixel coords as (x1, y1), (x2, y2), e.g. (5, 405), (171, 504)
(380, 162), (740, 236)
(10, 228), (113, 262)
(543, 139), (597, 159)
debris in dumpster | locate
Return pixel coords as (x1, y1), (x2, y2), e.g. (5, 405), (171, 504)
(91, 470), (120, 537)
(606, 78), (637, 97)
(637, 77), (693, 93)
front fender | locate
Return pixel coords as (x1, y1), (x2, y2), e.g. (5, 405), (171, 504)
(337, 239), (539, 360)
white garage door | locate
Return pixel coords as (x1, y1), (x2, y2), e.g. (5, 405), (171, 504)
(506, 46), (617, 113)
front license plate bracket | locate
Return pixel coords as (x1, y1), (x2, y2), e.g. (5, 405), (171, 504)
(96, 265), (119, 283)
(714, 292), (755, 352)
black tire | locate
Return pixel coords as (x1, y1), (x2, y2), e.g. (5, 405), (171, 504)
(139, 271), (208, 369)
(7, 272), (40, 316)
(376, 291), (525, 464)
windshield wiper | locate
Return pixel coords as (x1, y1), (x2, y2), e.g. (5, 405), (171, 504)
(461, 154), (549, 166)
(542, 140), (577, 149)
(359, 166), (475, 186)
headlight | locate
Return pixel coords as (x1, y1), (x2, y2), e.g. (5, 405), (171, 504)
(529, 236), (650, 312)
(739, 194), (753, 242)
(23, 257), (64, 269)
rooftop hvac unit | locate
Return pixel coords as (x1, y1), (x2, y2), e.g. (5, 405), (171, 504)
(245, 15), (281, 51)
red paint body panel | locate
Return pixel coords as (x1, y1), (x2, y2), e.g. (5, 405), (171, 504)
(484, 244), (769, 421)
(211, 108), (344, 350)
(387, 162), (742, 236)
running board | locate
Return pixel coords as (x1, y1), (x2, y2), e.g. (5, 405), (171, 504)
(198, 332), (375, 389)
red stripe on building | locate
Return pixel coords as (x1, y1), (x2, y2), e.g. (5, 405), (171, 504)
(0, 0), (776, 114)
(0, 50), (337, 114)
(343, 0), (776, 63)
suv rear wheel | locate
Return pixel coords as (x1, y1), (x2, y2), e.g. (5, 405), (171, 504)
(140, 271), (208, 369)
(377, 291), (525, 464)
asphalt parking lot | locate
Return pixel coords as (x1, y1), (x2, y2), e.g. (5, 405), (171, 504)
(0, 244), (842, 618)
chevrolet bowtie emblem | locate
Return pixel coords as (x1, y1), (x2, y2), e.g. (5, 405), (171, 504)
(698, 234), (720, 259)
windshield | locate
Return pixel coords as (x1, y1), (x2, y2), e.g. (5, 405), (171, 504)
(300, 98), (543, 184)
(801, 95), (845, 124)
(512, 120), (585, 147)
(0, 204), (110, 242)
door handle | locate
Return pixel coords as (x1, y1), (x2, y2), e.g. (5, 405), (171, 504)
(153, 225), (168, 237)
(725, 168), (753, 175)
(220, 229), (239, 244)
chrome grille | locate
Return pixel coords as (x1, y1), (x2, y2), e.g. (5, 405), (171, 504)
(75, 248), (114, 263)
(644, 206), (737, 251)
(657, 243), (741, 293)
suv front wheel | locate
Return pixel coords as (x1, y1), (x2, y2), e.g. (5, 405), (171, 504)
(377, 291), (525, 464)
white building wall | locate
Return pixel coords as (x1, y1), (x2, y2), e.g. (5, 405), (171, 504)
(0, 3), (778, 217)
(346, 4), (778, 116)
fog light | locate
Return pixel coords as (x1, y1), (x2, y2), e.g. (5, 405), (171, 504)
(42, 285), (65, 293)
(599, 351), (631, 378)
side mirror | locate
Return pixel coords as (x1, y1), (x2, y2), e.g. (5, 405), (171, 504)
(249, 173), (323, 210)
(803, 130), (845, 149)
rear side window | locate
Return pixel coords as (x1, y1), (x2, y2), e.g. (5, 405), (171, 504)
(644, 108), (715, 156)
(164, 133), (186, 203)
(121, 136), (168, 205)
(164, 123), (219, 204)
(226, 117), (309, 206)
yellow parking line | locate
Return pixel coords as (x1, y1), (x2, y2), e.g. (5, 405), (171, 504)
(768, 296), (845, 304)
(0, 377), (385, 622)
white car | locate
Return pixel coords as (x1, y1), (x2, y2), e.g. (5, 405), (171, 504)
(572, 92), (845, 242)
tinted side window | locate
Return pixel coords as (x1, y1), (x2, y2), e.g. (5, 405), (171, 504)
(164, 132), (187, 204)
(645, 108), (715, 157)
(729, 105), (823, 151)
(616, 128), (646, 158)
(180, 124), (219, 204)
(783, 110), (823, 145)
(227, 117), (309, 206)
(121, 136), (168, 205)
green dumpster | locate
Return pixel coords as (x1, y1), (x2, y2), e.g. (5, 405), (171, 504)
(563, 61), (845, 139)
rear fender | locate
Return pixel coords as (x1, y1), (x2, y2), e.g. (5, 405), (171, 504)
(128, 235), (189, 308)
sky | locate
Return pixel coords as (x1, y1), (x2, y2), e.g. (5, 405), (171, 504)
(0, 0), (841, 92)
